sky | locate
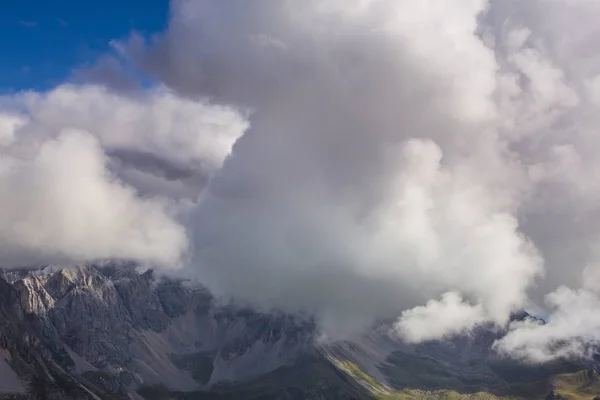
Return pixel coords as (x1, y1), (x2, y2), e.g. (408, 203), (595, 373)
(3, 0), (600, 365)
(0, 0), (168, 91)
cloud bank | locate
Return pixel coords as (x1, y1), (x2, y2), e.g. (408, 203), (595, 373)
(4, 0), (600, 362)
(134, 0), (545, 334)
(0, 130), (186, 266)
(144, 0), (600, 352)
(0, 85), (245, 267)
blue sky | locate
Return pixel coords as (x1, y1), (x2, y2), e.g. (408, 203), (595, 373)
(0, 0), (169, 93)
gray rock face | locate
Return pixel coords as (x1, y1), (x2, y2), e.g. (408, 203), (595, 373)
(0, 273), (89, 399)
(155, 279), (193, 318)
(14, 277), (54, 315)
(111, 269), (170, 331)
(0, 263), (316, 397)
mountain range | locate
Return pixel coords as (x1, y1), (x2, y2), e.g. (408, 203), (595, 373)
(0, 263), (598, 400)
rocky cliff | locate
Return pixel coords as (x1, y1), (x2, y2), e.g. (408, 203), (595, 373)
(0, 264), (316, 399)
(0, 264), (596, 400)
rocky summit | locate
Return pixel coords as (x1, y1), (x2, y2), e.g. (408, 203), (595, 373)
(0, 264), (597, 400)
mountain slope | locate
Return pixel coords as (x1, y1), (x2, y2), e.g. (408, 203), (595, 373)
(0, 264), (598, 400)
(0, 264), (316, 398)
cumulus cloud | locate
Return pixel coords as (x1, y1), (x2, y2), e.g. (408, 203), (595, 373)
(129, 0), (600, 348)
(190, 136), (540, 335)
(0, 113), (25, 148)
(394, 292), (485, 343)
(0, 84), (247, 200)
(0, 85), (246, 267)
(14, 85), (247, 191)
(128, 0), (543, 336)
(0, 130), (186, 266)
(494, 286), (600, 363)
(493, 260), (600, 363)
(5, 0), (600, 362)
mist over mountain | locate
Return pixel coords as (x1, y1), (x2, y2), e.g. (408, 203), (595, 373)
(0, 263), (596, 400)
(3, 1), (600, 398)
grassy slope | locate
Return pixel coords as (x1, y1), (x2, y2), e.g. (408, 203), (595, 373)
(375, 348), (594, 400)
(352, 364), (600, 400)
(550, 370), (600, 400)
(334, 360), (512, 400)
(137, 353), (600, 400)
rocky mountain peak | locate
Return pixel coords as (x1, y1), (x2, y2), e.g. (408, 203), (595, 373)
(0, 263), (320, 398)
(0, 264), (594, 400)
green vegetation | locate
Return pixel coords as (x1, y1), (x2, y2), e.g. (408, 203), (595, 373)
(381, 352), (484, 391)
(377, 350), (592, 399)
(334, 359), (512, 400)
(338, 358), (600, 400)
(549, 370), (600, 400)
(138, 352), (600, 400)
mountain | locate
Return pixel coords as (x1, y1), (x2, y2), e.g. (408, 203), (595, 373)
(0, 264), (597, 400)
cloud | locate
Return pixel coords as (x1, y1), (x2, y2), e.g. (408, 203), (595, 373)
(190, 136), (540, 335)
(5, 0), (600, 362)
(0, 129), (186, 267)
(73, 55), (141, 92)
(0, 113), (25, 148)
(494, 287), (600, 363)
(394, 293), (485, 343)
(0, 84), (246, 267)
(7, 84), (247, 198)
(127, 0), (545, 336)
(127, 0), (600, 347)
(493, 259), (600, 363)
(20, 85), (246, 172)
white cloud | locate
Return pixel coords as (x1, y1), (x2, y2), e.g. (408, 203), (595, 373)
(0, 84), (246, 267)
(494, 286), (600, 363)
(17, 85), (247, 172)
(394, 292), (485, 343)
(0, 130), (187, 267)
(0, 113), (26, 148)
(4, 0), (600, 362)
(135, 0), (600, 346)
(131, 0), (543, 336)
